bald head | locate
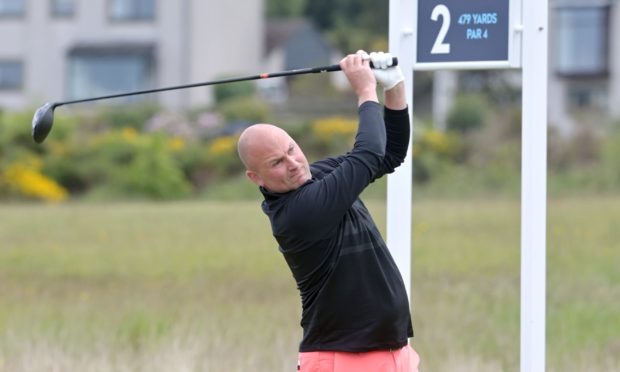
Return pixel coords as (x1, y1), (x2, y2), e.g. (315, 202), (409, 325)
(237, 123), (311, 193)
(238, 124), (289, 170)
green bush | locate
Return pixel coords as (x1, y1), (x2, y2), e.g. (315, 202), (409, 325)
(214, 78), (256, 104)
(66, 128), (146, 192)
(204, 135), (244, 177)
(446, 94), (489, 134)
(117, 135), (190, 199)
(0, 109), (41, 155)
(43, 129), (191, 200)
(2, 100), (619, 202)
(218, 96), (270, 124)
(308, 116), (357, 155)
(548, 126), (601, 173)
(172, 141), (213, 188)
(93, 102), (160, 131)
(42, 142), (90, 194)
(412, 127), (463, 183)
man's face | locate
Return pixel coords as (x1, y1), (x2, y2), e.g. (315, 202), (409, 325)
(244, 127), (311, 193)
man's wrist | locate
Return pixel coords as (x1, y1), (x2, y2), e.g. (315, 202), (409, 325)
(384, 82), (407, 110)
(358, 90), (379, 107)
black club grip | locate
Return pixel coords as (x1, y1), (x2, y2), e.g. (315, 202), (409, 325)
(370, 56), (399, 68)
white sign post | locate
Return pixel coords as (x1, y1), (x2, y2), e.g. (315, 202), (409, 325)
(388, 0), (547, 370)
(520, 0), (548, 370)
(387, 0), (416, 301)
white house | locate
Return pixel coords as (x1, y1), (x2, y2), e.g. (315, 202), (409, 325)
(548, 0), (620, 132)
(0, 0), (264, 111)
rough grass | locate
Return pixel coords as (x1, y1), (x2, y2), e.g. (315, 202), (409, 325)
(0, 196), (619, 371)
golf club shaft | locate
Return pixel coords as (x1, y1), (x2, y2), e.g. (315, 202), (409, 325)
(54, 57), (398, 107)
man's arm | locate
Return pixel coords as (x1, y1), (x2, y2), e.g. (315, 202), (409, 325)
(377, 94), (410, 179)
(369, 52), (410, 179)
(312, 54), (410, 182)
(281, 54), (387, 239)
(385, 81), (407, 110)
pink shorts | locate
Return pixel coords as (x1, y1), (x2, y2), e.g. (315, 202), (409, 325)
(298, 345), (420, 372)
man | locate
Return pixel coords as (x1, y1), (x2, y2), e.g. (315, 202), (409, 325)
(238, 51), (420, 372)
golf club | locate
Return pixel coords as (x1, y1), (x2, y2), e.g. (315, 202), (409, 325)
(32, 56), (398, 144)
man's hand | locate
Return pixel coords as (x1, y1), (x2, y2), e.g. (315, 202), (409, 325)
(340, 52), (379, 106)
(368, 52), (405, 91)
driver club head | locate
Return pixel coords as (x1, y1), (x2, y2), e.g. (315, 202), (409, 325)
(32, 102), (57, 144)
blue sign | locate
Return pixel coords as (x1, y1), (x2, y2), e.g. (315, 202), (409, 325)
(417, 0), (510, 64)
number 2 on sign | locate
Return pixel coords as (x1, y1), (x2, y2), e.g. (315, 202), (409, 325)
(431, 4), (451, 54)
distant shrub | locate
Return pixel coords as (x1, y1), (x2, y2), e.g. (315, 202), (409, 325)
(446, 94), (489, 134)
(208, 136), (236, 157)
(218, 96), (270, 124)
(171, 141), (212, 188)
(1, 98), (618, 201)
(412, 128), (462, 183)
(548, 126), (601, 172)
(214, 78), (256, 104)
(42, 140), (90, 194)
(0, 109), (40, 153)
(205, 135), (244, 177)
(94, 102), (161, 131)
(308, 116), (357, 154)
(85, 127), (146, 178)
(46, 128), (191, 200)
(311, 116), (357, 141)
(414, 128), (461, 159)
(115, 135), (191, 200)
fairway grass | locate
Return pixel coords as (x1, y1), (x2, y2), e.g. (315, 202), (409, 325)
(0, 196), (618, 371)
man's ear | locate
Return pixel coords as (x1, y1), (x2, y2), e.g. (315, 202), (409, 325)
(246, 170), (263, 186)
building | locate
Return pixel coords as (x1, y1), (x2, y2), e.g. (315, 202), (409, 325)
(0, 0), (264, 111)
(549, 0), (620, 131)
(264, 18), (334, 72)
(260, 18), (344, 104)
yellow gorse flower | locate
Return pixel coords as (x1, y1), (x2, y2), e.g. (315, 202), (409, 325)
(311, 116), (357, 141)
(0, 158), (67, 202)
(91, 127), (141, 147)
(121, 127), (138, 141)
(208, 136), (236, 156)
(414, 129), (459, 158)
(424, 129), (454, 156)
(168, 137), (186, 152)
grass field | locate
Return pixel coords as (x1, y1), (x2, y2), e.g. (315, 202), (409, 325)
(1, 195), (619, 371)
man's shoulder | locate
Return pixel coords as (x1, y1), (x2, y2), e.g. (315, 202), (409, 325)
(311, 156), (346, 176)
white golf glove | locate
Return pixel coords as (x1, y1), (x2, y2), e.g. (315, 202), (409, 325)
(368, 51), (404, 91)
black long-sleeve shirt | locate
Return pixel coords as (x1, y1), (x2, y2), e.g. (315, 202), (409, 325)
(260, 101), (413, 352)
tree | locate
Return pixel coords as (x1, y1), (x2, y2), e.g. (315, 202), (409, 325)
(266, 0), (305, 17)
(304, 0), (389, 52)
(266, 0), (389, 52)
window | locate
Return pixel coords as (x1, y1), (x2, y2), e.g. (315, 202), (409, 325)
(0, 0), (24, 17)
(555, 6), (609, 77)
(566, 81), (608, 110)
(108, 0), (155, 21)
(51, 0), (75, 18)
(67, 46), (154, 101)
(0, 61), (23, 90)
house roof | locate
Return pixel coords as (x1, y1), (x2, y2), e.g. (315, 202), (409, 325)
(266, 18), (316, 54)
